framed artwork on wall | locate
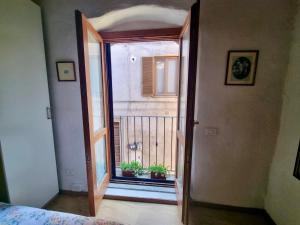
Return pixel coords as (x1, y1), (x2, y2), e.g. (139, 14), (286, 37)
(293, 139), (300, 180)
(56, 61), (76, 81)
(225, 50), (259, 85)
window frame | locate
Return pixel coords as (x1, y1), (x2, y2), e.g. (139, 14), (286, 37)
(153, 55), (179, 97)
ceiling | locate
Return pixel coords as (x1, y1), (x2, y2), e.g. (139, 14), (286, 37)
(89, 5), (188, 32)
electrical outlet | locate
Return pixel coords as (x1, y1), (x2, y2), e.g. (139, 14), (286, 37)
(65, 169), (75, 176)
(204, 127), (218, 136)
(71, 183), (83, 192)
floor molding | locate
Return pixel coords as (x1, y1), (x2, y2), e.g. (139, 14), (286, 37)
(263, 211), (277, 225)
(190, 200), (264, 214)
(42, 192), (59, 209)
(104, 194), (177, 205)
(190, 200), (276, 225)
(59, 189), (88, 196)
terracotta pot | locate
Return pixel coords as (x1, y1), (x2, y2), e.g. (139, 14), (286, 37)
(150, 172), (166, 180)
(122, 170), (135, 177)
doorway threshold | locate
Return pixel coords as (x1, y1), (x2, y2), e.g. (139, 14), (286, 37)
(104, 182), (177, 205)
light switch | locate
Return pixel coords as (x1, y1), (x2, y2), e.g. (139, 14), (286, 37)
(204, 127), (218, 136)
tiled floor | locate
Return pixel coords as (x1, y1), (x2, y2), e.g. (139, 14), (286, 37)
(46, 194), (181, 225)
(97, 199), (181, 225)
(46, 194), (272, 225)
(46, 194), (89, 216)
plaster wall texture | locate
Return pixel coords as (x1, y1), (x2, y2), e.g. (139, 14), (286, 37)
(265, 1), (300, 224)
(190, 0), (295, 208)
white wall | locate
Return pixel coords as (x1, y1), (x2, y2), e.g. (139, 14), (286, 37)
(0, 0), (59, 207)
(191, 0), (294, 208)
(40, 0), (192, 191)
(265, 1), (300, 224)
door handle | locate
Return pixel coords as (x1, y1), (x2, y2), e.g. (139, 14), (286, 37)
(46, 107), (52, 120)
(194, 120), (200, 126)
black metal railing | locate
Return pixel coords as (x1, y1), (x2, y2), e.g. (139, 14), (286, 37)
(113, 116), (177, 173)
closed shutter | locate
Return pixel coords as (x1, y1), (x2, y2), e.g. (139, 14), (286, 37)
(142, 57), (154, 96)
(114, 122), (121, 167)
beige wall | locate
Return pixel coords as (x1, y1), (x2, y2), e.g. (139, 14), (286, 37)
(265, 1), (300, 224)
(191, 0), (294, 208)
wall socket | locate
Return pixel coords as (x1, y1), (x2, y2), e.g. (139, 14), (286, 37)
(204, 127), (218, 136)
(71, 183), (83, 192)
(65, 169), (75, 176)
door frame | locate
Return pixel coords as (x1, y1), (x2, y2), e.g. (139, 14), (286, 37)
(75, 10), (112, 216)
(175, 1), (200, 224)
(100, 27), (182, 43)
(0, 142), (9, 203)
(102, 29), (182, 185)
(75, 2), (200, 220)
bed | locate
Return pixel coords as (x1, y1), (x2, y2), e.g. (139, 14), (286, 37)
(0, 203), (122, 225)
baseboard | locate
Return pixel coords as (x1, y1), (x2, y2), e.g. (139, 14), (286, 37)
(264, 211), (277, 225)
(104, 194), (177, 205)
(190, 200), (276, 225)
(59, 189), (88, 196)
(42, 192), (59, 209)
(190, 200), (265, 214)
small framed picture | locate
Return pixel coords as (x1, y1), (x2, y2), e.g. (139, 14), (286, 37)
(56, 61), (76, 81)
(225, 50), (259, 85)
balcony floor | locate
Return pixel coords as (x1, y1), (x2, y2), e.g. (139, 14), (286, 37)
(104, 182), (177, 204)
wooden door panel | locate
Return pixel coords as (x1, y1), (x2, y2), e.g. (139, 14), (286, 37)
(76, 10), (111, 216)
(176, 1), (200, 224)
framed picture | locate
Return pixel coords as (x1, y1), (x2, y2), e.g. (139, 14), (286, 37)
(56, 61), (76, 81)
(293, 139), (300, 180)
(225, 50), (259, 85)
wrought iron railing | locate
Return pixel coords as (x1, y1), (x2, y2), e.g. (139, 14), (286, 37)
(113, 116), (177, 174)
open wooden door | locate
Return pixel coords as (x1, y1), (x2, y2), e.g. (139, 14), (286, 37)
(75, 11), (111, 216)
(176, 1), (200, 224)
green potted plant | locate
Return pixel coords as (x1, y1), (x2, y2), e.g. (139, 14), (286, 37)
(130, 161), (143, 176)
(148, 164), (168, 180)
(120, 161), (143, 177)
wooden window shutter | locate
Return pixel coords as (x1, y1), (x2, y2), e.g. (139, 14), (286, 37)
(142, 57), (154, 96)
(114, 122), (121, 167)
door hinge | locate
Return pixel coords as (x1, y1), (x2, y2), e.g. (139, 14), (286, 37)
(46, 107), (52, 120)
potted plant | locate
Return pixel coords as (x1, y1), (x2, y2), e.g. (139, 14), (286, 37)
(130, 161), (143, 176)
(120, 161), (143, 177)
(148, 164), (168, 180)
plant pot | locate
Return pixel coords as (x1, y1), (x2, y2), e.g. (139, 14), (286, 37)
(122, 170), (135, 177)
(150, 172), (166, 180)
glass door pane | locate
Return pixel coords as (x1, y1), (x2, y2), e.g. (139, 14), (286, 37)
(167, 58), (178, 94)
(88, 31), (105, 132)
(155, 60), (165, 95)
(95, 137), (107, 186)
(178, 29), (190, 134)
(177, 143), (185, 186)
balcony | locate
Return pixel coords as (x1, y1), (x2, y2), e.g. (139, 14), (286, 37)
(113, 115), (177, 182)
